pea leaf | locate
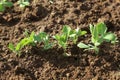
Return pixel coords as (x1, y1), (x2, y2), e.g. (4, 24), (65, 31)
(62, 25), (71, 35)
(15, 38), (29, 51)
(4, 1), (13, 7)
(77, 42), (90, 48)
(80, 31), (87, 36)
(96, 22), (107, 36)
(104, 33), (117, 43)
(8, 43), (15, 51)
(0, 3), (5, 12)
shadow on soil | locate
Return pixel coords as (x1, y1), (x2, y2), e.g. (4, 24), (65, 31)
(29, 43), (120, 72)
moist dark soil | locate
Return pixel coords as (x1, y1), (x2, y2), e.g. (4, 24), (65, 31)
(0, 0), (120, 80)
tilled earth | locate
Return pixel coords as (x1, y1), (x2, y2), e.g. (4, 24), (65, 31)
(0, 0), (120, 80)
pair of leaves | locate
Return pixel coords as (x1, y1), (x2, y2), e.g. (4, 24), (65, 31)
(90, 22), (107, 46)
(53, 25), (71, 49)
(77, 22), (118, 54)
(90, 22), (117, 46)
(0, 0), (13, 12)
(53, 34), (67, 49)
(53, 25), (87, 49)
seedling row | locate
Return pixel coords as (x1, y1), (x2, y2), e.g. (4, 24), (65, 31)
(8, 22), (118, 56)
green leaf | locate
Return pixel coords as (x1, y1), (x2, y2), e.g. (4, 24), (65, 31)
(89, 24), (97, 43)
(62, 35), (67, 43)
(29, 31), (35, 41)
(77, 42), (90, 48)
(93, 25), (99, 42)
(0, 3), (5, 12)
(34, 32), (47, 42)
(59, 41), (66, 49)
(94, 41), (101, 46)
(62, 25), (72, 42)
(69, 33), (76, 38)
(4, 1), (13, 7)
(62, 25), (71, 35)
(53, 34), (60, 40)
(80, 31), (87, 35)
(90, 22), (107, 45)
(96, 22), (107, 36)
(43, 34), (49, 41)
(53, 34), (66, 48)
(104, 33), (117, 43)
(40, 32), (47, 37)
(34, 34), (42, 42)
(15, 38), (29, 51)
(8, 43), (15, 51)
(75, 28), (87, 36)
(69, 30), (76, 37)
(89, 24), (94, 34)
(44, 43), (53, 50)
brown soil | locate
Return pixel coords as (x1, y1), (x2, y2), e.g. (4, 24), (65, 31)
(0, 0), (120, 80)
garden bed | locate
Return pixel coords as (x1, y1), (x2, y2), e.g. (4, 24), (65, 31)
(0, 0), (120, 80)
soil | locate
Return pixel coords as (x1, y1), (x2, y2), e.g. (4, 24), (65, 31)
(0, 0), (120, 80)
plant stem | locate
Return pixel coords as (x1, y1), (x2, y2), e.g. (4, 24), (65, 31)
(94, 46), (99, 54)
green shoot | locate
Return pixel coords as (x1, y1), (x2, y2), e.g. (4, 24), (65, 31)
(53, 25), (87, 55)
(77, 22), (118, 54)
(8, 31), (35, 56)
(0, 0), (13, 12)
(53, 25), (71, 49)
(33, 32), (53, 50)
(8, 31), (52, 55)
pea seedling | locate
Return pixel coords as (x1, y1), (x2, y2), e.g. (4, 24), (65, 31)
(8, 31), (35, 56)
(53, 25), (71, 50)
(0, 0), (13, 12)
(8, 31), (52, 55)
(53, 25), (87, 55)
(77, 22), (118, 54)
(34, 32), (53, 50)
